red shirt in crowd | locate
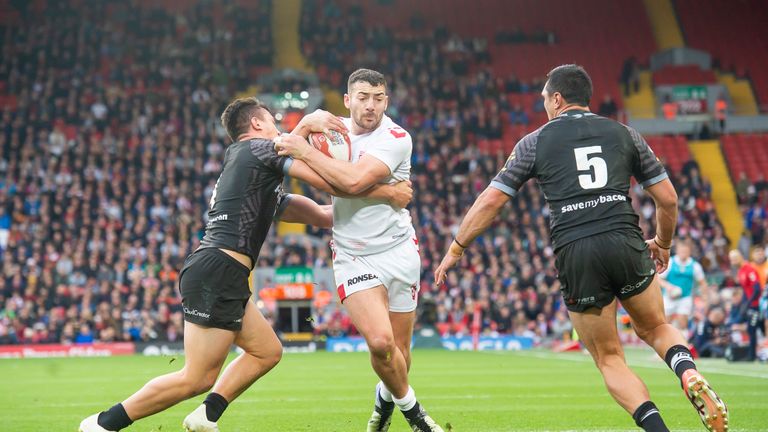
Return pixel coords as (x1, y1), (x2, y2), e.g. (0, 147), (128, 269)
(738, 263), (762, 308)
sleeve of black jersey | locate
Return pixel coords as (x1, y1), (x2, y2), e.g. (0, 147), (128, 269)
(252, 139), (293, 175)
(273, 192), (293, 221)
(625, 126), (668, 188)
(489, 132), (537, 197)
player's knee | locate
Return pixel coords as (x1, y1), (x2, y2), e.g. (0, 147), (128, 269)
(401, 350), (411, 368)
(367, 333), (396, 359)
(179, 372), (216, 397)
(633, 320), (664, 342)
(594, 350), (624, 371)
(633, 324), (651, 342)
(263, 345), (283, 369)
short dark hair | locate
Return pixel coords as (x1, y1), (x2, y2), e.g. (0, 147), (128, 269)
(220, 97), (270, 142)
(545, 64), (592, 106)
(347, 68), (387, 92)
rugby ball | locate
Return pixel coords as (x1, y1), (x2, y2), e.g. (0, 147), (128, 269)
(308, 130), (352, 161)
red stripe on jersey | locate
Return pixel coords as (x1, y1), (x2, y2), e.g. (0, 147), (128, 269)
(337, 284), (347, 302)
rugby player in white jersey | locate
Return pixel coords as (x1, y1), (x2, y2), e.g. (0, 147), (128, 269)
(276, 68), (443, 432)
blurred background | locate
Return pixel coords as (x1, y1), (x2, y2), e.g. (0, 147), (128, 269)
(0, 0), (766, 361)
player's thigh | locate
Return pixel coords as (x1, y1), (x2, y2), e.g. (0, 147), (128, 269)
(182, 321), (236, 379)
(390, 310), (416, 354)
(234, 300), (282, 357)
(342, 284), (393, 340)
(377, 238), (421, 314)
(607, 230), (657, 301)
(567, 299), (624, 362)
(620, 276), (667, 335)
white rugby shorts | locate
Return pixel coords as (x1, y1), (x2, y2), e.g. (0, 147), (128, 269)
(664, 295), (693, 316)
(332, 237), (420, 312)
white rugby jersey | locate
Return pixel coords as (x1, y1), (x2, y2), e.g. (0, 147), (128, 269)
(332, 115), (416, 255)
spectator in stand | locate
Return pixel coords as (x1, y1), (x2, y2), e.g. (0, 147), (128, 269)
(729, 249), (764, 360)
(620, 57), (640, 96)
(752, 246), (768, 289)
(691, 306), (728, 358)
(598, 94), (618, 119)
(508, 103), (530, 125)
(714, 94), (728, 133)
(662, 95), (678, 120)
(735, 172), (752, 205)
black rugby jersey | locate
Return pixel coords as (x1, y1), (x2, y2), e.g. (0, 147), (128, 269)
(198, 138), (292, 267)
(490, 110), (666, 251)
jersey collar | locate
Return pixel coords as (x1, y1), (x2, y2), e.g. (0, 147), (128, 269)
(557, 109), (595, 119)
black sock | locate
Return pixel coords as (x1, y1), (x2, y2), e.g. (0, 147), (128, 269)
(664, 344), (696, 379)
(97, 403), (133, 431)
(203, 392), (229, 422)
(632, 401), (669, 432)
(401, 401), (423, 421)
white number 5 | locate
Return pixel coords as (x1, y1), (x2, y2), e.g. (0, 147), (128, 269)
(574, 146), (608, 189)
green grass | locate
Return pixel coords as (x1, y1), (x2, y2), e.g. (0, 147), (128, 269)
(1, 348), (766, 431)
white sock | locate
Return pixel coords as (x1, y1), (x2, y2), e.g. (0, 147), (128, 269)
(393, 386), (417, 411)
(377, 381), (394, 403)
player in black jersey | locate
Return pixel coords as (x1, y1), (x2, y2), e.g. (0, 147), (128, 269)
(435, 65), (728, 432)
(79, 98), (413, 432)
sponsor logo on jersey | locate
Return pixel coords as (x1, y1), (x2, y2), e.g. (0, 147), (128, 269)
(411, 284), (418, 300)
(347, 274), (377, 286)
(206, 213), (228, 227)
(560, 194), (627, 214)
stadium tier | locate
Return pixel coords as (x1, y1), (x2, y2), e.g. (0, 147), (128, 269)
(675, 0), (768, 108)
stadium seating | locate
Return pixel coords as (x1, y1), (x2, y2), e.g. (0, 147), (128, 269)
(721, 134), (768, 182)
(675, 0), (768, 107)
(331, 0), (656, 112)
(645, 135), (691, 174)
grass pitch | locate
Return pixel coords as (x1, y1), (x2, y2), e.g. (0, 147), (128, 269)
(1, 348), (766, 431)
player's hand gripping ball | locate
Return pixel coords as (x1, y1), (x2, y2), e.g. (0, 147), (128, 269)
(308, 130), (352, 161)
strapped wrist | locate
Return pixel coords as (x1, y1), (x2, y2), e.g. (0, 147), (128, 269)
(449, 240), (465, 257)
(454, 238), (469, 249)
(654, 236), (671, 250)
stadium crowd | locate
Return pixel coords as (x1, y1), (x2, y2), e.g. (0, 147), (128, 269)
(0, 0), (273, 344)
(0, 0), (763, 353)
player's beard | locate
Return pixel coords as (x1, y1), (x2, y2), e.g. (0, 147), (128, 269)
(355, 111), (383, 133)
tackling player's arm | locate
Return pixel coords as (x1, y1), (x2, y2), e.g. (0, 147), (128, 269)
(434, 133), (536, 285)
(290, 109), (348, 138)
(275, 194), (333, 228)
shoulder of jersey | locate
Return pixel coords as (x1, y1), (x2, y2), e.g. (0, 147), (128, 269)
(381, 117), (411, 141)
